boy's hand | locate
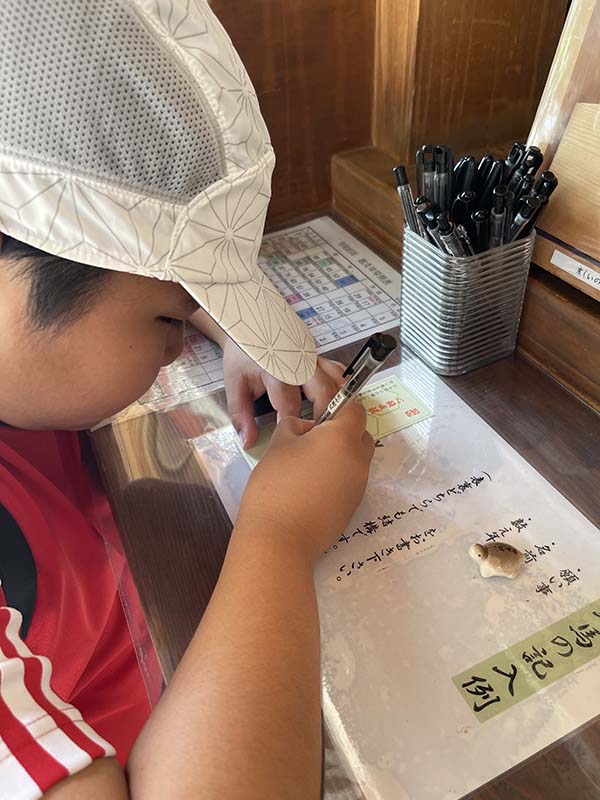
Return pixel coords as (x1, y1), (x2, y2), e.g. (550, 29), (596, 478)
(188, 308), (344, 447)
(222, 337), (345, 448)
(236, 403), (374, 566)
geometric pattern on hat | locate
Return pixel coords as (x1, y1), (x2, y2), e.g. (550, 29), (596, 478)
(0, 0), (317, 385)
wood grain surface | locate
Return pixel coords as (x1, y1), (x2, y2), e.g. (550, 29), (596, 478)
(374, 0), (569, 162)
(92, 335), (600, 799)
(208, 0), (375, 227)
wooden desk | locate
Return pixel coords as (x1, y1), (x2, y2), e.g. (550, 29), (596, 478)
(91, 342), (600, 799)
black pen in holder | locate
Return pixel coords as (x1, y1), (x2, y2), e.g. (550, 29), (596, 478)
(399, 228), (535, 376)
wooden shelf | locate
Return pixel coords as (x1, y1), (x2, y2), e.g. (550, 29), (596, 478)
(332, 146), (600, 411)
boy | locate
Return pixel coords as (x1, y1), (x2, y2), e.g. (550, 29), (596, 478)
(0, 2), (374, 799)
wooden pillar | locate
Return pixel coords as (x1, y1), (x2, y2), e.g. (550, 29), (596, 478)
(372, 0), (568, 162)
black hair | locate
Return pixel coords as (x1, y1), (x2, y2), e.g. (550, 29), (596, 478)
(2, 236), (110, 329)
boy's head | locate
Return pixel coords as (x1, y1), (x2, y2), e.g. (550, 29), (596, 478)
(0, 0), (316, 430)
(0, 233), (197, 429)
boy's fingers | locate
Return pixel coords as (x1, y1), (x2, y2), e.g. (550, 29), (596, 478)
(316, 357), (345, 384)
(264, 377), (303, 422)
(362, 430), (376, 457)
(226, 374), (258, 449)
(273, 416), (314, 440)
(328, 401), (367, 435)
(303, 372), (342, 420)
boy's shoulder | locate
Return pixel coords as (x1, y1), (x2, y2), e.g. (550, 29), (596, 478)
(0, 426), (154, 794)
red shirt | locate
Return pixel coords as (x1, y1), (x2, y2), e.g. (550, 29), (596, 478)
(0, 427), (161, 798)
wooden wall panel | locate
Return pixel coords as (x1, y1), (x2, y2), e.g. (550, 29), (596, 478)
(374, 0), (568, 162)
(210, 0), (375, 227)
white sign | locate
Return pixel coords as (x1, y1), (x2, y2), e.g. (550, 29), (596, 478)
(550, 249), (600, 291)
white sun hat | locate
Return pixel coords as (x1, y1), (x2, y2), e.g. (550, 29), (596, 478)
(0, 0), (317, 385)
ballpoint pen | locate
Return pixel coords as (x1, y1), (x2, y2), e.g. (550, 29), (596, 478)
(433, 145), (453, 214)
(504, 142), (526, 182)
(415, 200), (435, 243)
(489, 185), (509, 249)
(479, 159), (505, 208)
(425, 217), (446, 251)
(513, 173), (535, 206)
(416, 145), (435, 199)
(316, 334), (398, 425)
(508, 195), (541, 241)
(436, 213), (468, 256)
(413, 195), (430, 237)
(508, 165), (527, 195)
(393, 166), (420, 234)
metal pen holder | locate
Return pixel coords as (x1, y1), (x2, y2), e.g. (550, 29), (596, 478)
(400, 228), (535, 376)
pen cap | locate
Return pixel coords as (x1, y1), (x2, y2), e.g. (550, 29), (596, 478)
(477, 154), (494, 177)
(393, 165), (410, 187)
(492, 184), (509, 213)
(415, 200), (432, 221)
(514, 173), (535, 203)
(518, 195), (542, 220)
(370, 334), (397, 362)
(471, 208), (490, 252)
(522, 146), (543, 175)
(436, 214), (453, 234)
(506, 142), (526, 165)
(435, 145), (451, 171)
(450, 190), (475, 227)
(533, 170), (558, 197)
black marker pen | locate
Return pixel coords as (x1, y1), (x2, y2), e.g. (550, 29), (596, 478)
(522, 193), (548, 235)
(521, 145), (543, 177)
(508, 196), (541, 241)
(450, 190), (476, 231)
(504, 141), (526, 182)
(533, 170), (558, 199)
(471, 209), (490, 253)
(316, 334), (398, 424)
(514, 173), (535, 206)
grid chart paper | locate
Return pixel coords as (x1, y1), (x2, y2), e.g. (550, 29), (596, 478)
(259, 219), (399, 350)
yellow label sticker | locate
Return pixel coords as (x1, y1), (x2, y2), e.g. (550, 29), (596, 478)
(238, 375), (432, 469)
(359, 375), (433, 438)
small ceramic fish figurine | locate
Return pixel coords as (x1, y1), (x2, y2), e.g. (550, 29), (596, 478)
(469, 542), (524, 579)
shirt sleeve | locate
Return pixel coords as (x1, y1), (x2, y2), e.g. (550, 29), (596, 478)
(0, 606), (115, 800)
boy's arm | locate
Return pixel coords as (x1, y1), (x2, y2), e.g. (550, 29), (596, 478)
(45, 405), (373, 800)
